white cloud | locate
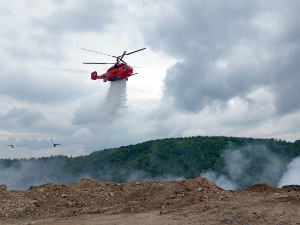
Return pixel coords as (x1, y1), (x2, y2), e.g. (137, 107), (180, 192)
(73, 128), (93, 141)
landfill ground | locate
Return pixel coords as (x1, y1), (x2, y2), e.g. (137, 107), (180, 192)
(1, 177), (300, 225)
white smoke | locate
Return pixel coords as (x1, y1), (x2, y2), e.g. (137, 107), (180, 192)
(201, 146), (287, 190)
(277, 157), (300, 187)
(201, 171), (237, 190)
(0, 160), (89, 190)
(223, 149), (251, 182)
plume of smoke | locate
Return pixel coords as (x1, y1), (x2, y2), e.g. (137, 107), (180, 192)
(223, 149), (251, 183)
(259, 155), (286, 184)
(201, 171), (237, 190)
(0, 160), (89, 190)
(277, 157), (300, 187)
(201, 145), (287, 190)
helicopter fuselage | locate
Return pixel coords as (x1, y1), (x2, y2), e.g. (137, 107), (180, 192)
(91, 63), (134, 82)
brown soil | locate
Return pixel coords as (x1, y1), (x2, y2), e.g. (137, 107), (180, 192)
(0, 177), (299, 224)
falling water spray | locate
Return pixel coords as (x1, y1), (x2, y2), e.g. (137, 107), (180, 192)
(106, 79), (127, 108)
(97, 79), (127, 123)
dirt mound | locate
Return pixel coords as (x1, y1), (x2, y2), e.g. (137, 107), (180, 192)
(2, 178), (300, 225)
(0, 184), (7, 191)
(0, 177), (230, 221)
(71, 177), (113, 194)
(241, 183), (282, 193)
(281, 184), (300, 192)
(71, 177), (104, 189)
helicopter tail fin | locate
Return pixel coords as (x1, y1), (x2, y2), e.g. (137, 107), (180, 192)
(91, 71), (98, 80)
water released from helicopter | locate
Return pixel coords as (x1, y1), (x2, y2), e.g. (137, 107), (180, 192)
(106, 79), (127, 109)
(93, 79), (127, 124)
(101, 79), (127, 120)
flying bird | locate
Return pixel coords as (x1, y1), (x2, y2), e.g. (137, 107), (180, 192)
(51, 139), (60, 147)
(7, 145), (14, 148)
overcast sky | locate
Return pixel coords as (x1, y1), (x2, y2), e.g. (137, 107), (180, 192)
(1, 0), (300, 159)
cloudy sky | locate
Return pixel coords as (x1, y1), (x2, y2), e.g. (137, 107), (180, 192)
(1, 0), (300, 159)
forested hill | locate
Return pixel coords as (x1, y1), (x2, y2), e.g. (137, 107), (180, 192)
(1, 136), (300, 190)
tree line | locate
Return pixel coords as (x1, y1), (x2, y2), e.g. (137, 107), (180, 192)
(1, 136), (300, 189)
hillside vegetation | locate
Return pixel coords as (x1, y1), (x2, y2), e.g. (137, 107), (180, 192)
(1, 136), (300, 190)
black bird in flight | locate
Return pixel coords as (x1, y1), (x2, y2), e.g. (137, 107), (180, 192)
(51, 139), (60, 147)
(7, 145), (14, 148)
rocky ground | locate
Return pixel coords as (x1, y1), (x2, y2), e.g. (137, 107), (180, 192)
(0, 177), (300, 224)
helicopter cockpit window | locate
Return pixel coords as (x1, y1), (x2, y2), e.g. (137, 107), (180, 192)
(122, 66), (125, 69)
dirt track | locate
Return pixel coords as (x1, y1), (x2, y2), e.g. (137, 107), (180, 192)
(0, 177), (300, 224)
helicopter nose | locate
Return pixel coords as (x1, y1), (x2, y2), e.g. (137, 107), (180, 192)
(128, 67), (133, 73)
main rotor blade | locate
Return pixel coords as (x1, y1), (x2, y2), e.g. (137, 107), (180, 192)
(125, 48), (146, 55)
(83, 63), (115, 64)
(119, 51), (127, 62)
(81, 48), (118, 58)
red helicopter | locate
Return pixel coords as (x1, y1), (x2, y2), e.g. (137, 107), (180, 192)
(82, 48), (146, 82)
